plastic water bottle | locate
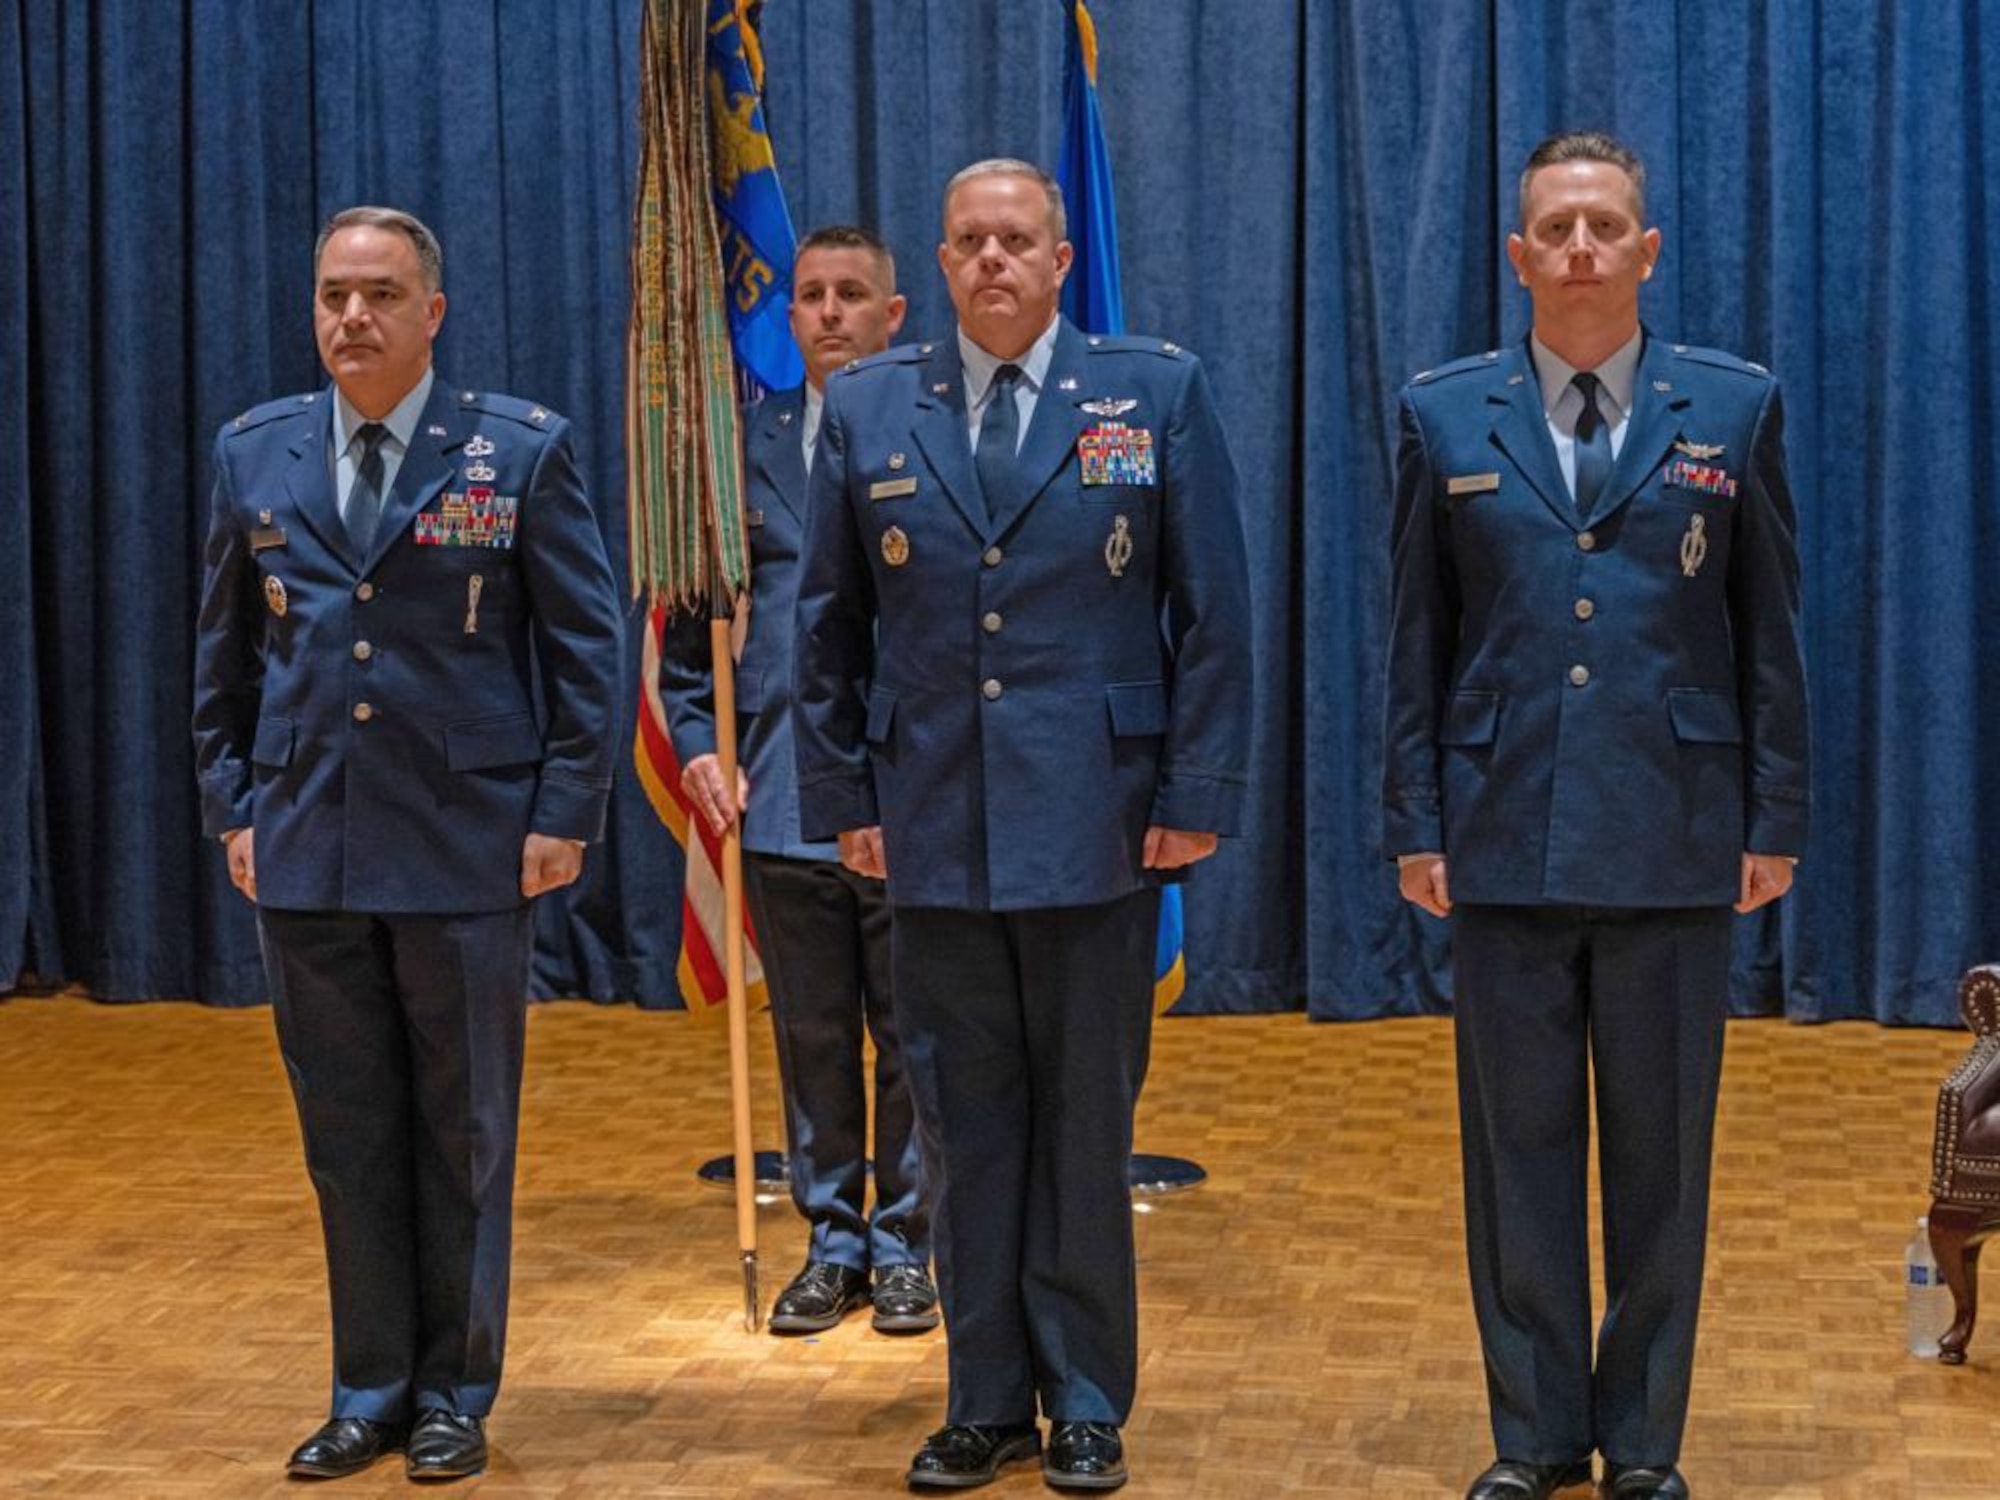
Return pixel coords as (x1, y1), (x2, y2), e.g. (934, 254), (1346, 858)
(1906, 1216), (1953, 1358)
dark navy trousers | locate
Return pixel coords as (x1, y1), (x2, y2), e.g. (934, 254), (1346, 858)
(1451, 902), (1732, 1468)
(743, 851), (927, 1270)
(892, 889), (1159, 1427)
(257, 904), (533, 1422)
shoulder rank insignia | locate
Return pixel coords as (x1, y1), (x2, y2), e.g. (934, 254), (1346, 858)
(1080, 397), (1139, 419)
(1673, 439), (1726, 461)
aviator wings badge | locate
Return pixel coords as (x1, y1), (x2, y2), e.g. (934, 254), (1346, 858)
(1080, 397), (1139, 419)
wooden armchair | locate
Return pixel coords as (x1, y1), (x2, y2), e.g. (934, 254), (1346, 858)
(1928, 964), (2000, 1363)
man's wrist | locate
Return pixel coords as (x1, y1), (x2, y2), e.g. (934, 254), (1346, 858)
(1397, 850), (1443, 868)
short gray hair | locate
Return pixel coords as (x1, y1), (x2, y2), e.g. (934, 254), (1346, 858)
(942, 158), (1067, 241)
(315, 206), (444, 292)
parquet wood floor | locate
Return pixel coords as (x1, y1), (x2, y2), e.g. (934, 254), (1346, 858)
(0, 998), (1991, 1497)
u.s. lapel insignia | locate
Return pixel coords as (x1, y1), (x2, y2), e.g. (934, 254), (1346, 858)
(1057, 376), (1079, 391)
(778, 409), (794, 426)
(932, 382), (951, 396)
(1104, 514), (1134, 577)
(1680, 514), (1709, 578)
(263, 575), (288, 617)
(881, 525), (910, 567)
(1674, 438), (1726, 461)
(888, 451), (907, 471)
(426, 424), (447, 437)
(464, 434), (496, 459)
(1080, 397), (1139, 419)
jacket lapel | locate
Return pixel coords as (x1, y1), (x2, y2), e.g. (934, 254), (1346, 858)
(360, 378), (459, 575)
(1585, 333), (1691, 525)
(907, 343), (992, 541)
(986, 318), (1091, 541)
(283, 392), (361, 573)
(751, 386), (808, 524)
(1486, 342), (1580, 531)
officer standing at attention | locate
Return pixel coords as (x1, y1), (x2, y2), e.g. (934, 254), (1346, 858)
(1383, 133), (1810, 1500)
(792, 159), (1252, 1493)
(192, 206), (621, 1483)
(661, 224), (939, 1336)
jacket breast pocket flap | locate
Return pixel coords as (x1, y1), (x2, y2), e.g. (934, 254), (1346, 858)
(1439, 690), (1499, 747)
(864, 686), (897, 745)
(1667, 688), (1742, 744)
(445, 712), (543, 771)
(1106, 680), (1169, 737)
(251, 715), (296, 767)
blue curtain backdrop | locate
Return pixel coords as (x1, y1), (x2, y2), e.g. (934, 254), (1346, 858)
(3, 0), (1995, 1025)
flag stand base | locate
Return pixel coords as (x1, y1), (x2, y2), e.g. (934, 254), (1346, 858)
(1128, 1152), (1205, 1196)
(695, 1151), (1204, 1199)
(696, 1150), (790, 1198)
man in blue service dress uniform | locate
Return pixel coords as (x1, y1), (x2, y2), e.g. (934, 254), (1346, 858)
(660, 224), (939, 1336)
(1383, 135), (1810, 1500)
(793, 160), (1252, 1493)
(192, 207), (621, 1483)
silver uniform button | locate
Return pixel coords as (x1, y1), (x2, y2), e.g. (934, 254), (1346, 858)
(1576, 530), (1597, 551)
(982, 611), (1003, 634)
(355, 581), (375, 601)
(1573, 599), (1595, 621)
(353, 702), (375, 722)
(353, 641), (373, 661)
(982, 546), (1004, 567)
(982, 678), (1003, 701)
(1568, 665), (1590, 687)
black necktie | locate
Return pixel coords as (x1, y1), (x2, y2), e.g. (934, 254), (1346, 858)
(1571, 372), (1611, 517)
(974, 364), (1023, 519)
(346, 421), (389, 552)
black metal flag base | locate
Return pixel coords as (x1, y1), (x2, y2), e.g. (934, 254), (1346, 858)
(696, 1151), (1206, 1199)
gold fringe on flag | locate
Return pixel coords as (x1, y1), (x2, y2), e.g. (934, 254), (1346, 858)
(627, 0), (752, 610)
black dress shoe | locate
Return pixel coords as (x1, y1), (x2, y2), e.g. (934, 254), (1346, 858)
(405, 1410), (487, 1482)
(1045, 1421), (1127, 1491)
(285, 1416), (406, 1479)
(872, 1263), (942, 1333)
(1466, 1458), (1595, 1499)
(770, 1260), (873, 1333)
(905, 1422), (1042, 1489)
(1601, 1464), (1689, 1498)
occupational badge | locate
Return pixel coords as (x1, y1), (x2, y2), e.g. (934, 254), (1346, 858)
(1077, 422), (1157, 486)
(464, 460), (496, 483)
(263, 575), (288, 617)
(1673, 439), (1726, 461)
(881, 525), (910, 567)
(1679, 514), (1709, 578)
(464, 434), (496, 458)
(1104, 514), (1134, 578)
(1080, 397), (1139, 419)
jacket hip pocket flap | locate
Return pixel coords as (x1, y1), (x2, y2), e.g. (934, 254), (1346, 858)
(1106, 680), (1169, 737)
(1667, 688), (1742, 744)
(864, 686), (897, 745)
(445, 712), (544, 771)
(251, 715), (295, 767)
(1439, 689), (1500, 747)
